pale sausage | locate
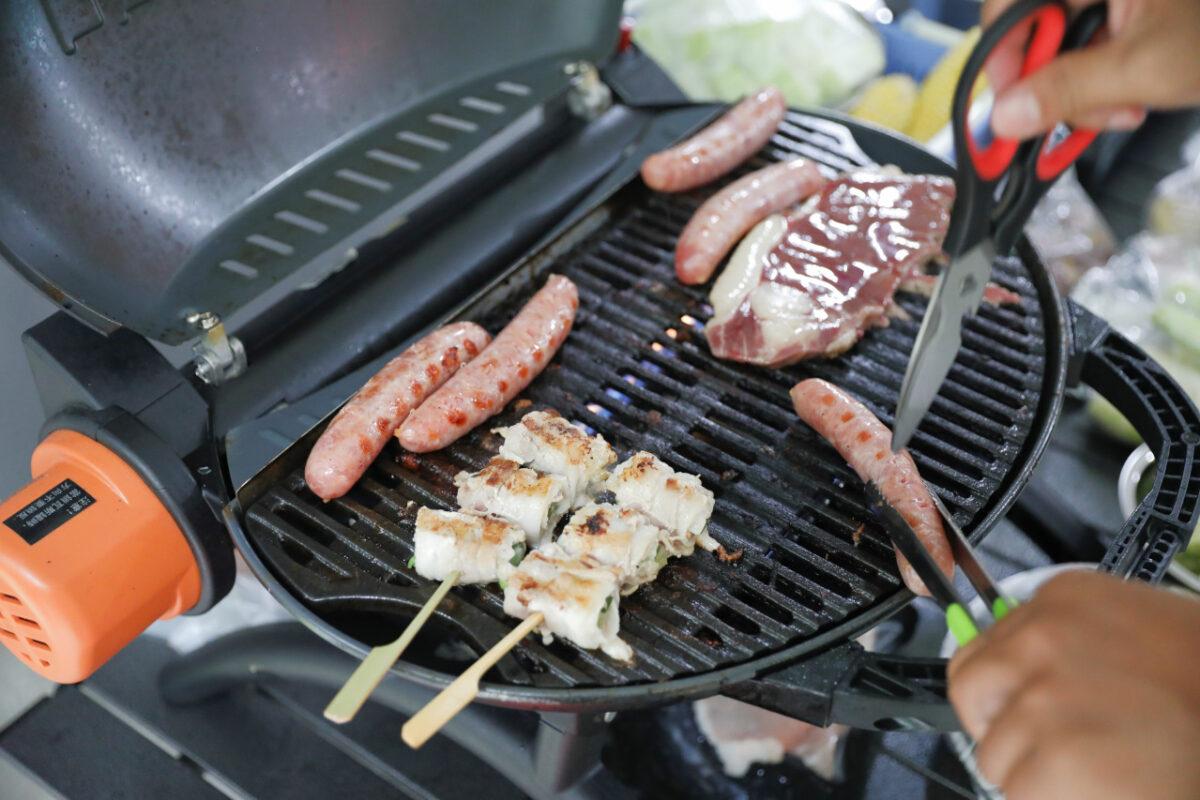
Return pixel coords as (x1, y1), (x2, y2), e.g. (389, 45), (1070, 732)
(676, 158), (826, 285)
(304, 322), (490, 500)
(397, 275), (578, 453)
(641, 87), (787, 193)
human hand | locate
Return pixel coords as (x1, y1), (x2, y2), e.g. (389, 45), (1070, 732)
(982, 0), (1200, 139)
(947, 570), (1200, 800)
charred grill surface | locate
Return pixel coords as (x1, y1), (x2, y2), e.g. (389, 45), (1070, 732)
(242, 113), (1047, 691)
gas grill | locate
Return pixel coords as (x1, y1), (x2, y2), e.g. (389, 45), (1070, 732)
(235, 122), (1050, 712)
(2, 1), (1199, 795)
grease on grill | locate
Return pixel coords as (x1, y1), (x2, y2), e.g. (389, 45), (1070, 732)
(716, 545), (744, 562)
(242, 113), (1047, 691)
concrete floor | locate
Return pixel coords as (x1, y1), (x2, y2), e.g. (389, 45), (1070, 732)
(0, 647), (59, 800)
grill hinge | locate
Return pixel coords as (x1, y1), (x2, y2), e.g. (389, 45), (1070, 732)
(564, 61), (612, 121)
(188, 312), (247, 386)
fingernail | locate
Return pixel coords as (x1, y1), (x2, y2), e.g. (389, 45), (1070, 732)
(972, 693), (1005, 738)
(992, 88), (1041, 139)
(1107, 108), (1146, 130)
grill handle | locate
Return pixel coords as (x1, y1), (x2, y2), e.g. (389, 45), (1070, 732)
(729, 300), (1200, 732)
(1066, 300), (1200, 579)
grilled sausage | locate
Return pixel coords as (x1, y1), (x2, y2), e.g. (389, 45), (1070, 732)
(641, 86), (787, 193)
(676, 158), (826, 285)
(397, 274), (579, 453)
(789, 378), (953, 596)
(304, 322), (491, 500)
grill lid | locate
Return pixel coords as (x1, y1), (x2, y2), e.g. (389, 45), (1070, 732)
(0, 0), (622, 344)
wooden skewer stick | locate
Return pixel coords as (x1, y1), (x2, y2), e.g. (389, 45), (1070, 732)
(324, 570), (460, 724)
(401, 611), (544, 749)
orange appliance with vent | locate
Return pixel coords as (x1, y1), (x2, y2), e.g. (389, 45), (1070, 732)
(0, 430), (201, 683)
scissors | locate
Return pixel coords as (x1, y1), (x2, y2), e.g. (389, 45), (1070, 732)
(865, 482), (1016, 645)
(891, 0), (1109, 453)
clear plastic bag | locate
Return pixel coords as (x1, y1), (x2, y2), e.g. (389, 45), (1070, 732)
(628, 0), (884, 108)
(1023, 168), (1117, 295)
(1072, 233), (1200, 443)
(1146, 127), (1200, 241)
(1148, 168), (1200, 244)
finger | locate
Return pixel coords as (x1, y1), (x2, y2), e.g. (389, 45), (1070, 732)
(990, 40), (1143, 139)
(946, 632), (985, 682)
(1001, 744), (1070, 800)
(983, 0), (1107, 28)
(1067, 105), (1146, 131)
(948, 652), (1025, 738)
(947, 600), (1036, 681)
(947, 608), (1067, 738)
(987, 28), (1182, 140)
(974, 672), (1060, 787)
(984, 21), (1032, 95)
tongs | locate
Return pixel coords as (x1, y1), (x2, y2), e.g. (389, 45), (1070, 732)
(865, 483), (1016, 645)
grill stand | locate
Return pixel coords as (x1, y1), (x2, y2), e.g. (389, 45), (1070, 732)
(158, 622), (624, 800)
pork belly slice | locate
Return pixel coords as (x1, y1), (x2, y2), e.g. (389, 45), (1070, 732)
(412, 508), (526, 586)
(503, 543), (632, 661)
(705, 170), (956, 367)
(454, 456), (569, 548)
(557, 503), (668, 594)
(496, 410), (617, 509)
(606, 452), (717, 554)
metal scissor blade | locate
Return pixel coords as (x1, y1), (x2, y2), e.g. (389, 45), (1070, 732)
(927, 488), (1005, 611)
(891, 243), (994, 453)
(864, 483), (967, 611)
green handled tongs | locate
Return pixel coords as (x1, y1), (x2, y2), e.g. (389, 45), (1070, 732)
(865, 482), (1016, 645)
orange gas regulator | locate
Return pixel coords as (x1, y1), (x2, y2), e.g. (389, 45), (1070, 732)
(0, 315), (234, 683)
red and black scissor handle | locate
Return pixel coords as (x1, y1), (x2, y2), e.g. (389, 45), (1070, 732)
(945, 0), (1108, 257)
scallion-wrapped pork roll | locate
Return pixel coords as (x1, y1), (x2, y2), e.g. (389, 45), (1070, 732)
(454, 456), (568, 547)
(412, 508), (526, 585)
(496, 410), (616, 509)
(502, 543), (632, 661)
(606, 452), (718, 554)
(557, 503), (668, 593)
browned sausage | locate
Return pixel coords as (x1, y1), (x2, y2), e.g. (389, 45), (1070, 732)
(640, 86), (787, 193)
(789, 378), (953, 596)
(304, 322), (491, 500)
(676, 157), (826, 285)
(396, 275), (578, 453)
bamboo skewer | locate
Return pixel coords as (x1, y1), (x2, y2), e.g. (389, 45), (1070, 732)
(401, 611), (544, 749)
(324, 570), (460, 724)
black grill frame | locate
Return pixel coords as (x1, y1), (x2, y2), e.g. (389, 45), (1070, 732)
(228, 110), (1073, 714)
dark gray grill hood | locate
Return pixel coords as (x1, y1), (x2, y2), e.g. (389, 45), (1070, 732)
(0, 0), (622, 343)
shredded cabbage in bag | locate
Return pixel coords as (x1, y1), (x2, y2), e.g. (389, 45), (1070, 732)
(629, 0), (884, 108)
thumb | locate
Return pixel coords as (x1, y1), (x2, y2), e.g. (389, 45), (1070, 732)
(990, 40), (1142, 138)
